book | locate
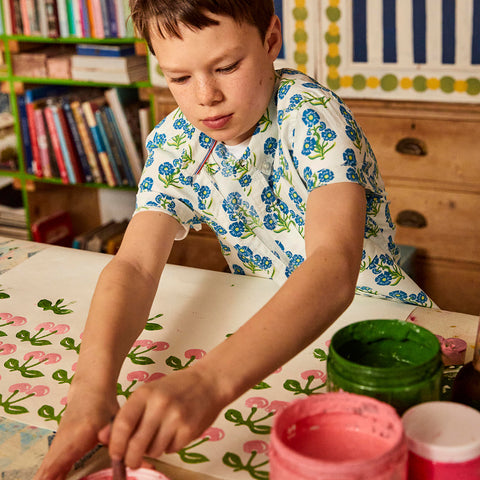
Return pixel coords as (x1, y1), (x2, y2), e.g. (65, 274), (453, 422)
(75, 43), (135, 57)
(99, 0), (110, 37)
(56, 0), (69, 37)
(104, 87), (143, 183)
(71, 54), (146, 70)
(45, 0), (60, 37)
(72, 221), (106, 249)
(56, 101), (85, 182)
(113, 0), (125, 38)
(31, 210), (74, 246)
(95, 108), (123, 185)
(105, 0), (118, 38)
(43, 102), (69, 184)
(65, 0), (76, 36)
(79, 0), (90, 37)
(71, 64), (148, 84)
(62, 99), (93, 182)
(0, 94), (18, 172)
(12, 0), (23, 34)
(81, 99), (116, 186)
(3, 0), (12, 34)
(88, 0), (103, 38)
(85, 0), (96, 37)
(104, 105), (135, 186)
(85, 219), (128, 252)
(138, 105), (151, 161)
(37, 0), (49, 37)
(32, 103), (53, 177)
(19, 0), (30, 35)
(69, 99), (103, 183)
(16, 94), (33, 174)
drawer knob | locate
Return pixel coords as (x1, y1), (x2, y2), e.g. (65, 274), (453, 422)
(395, 137), (427, 156)
(396, 210), (427, 229)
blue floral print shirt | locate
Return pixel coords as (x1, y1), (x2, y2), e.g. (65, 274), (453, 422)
(135, 69), (433, 307)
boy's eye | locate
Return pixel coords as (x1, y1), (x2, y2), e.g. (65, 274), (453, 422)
(170, 76), (189, 84)
(217, 62), (239, 73)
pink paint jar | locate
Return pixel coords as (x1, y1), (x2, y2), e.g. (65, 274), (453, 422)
(402, 401), (480, 480)
(80, 467), (170, 480)
(269, 392), (407, 480)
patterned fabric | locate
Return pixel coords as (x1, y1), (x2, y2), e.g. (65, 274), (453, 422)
(135, 69), (432, 307)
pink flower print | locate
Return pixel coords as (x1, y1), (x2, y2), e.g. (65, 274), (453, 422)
(0, 341), (16, 355)
(127, 371), (149, 382)
(185, 349), (206, 360)
(1, 383), (49, 415)
(301, 370), (327, 383)
(0, 313), (27, 327)
(245, 397), (269, 409)
(54, 324), (70, 334)
(60, 396), (68, 405)
(265, 400), (290, 413)
(9, 383), (49, 396)
(325, 340), (331, 347)
(243, 440), (268, 454)
(200, 427), (225, 442)
(35, 322), (69, 334)
(144, 372), (165, 383)
(35, 322), (55, 331)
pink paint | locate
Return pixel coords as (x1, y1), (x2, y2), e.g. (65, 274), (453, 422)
(81, 467), (170, 480)
(269, 392), (407, 480)
(402, 401), (480, 480)
(435, 335), (467, 366)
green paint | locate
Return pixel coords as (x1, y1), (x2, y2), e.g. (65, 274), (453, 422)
(293, 7), (308, 21)
(294, 29), (308, 43)
(352, 74), (367, 90)
(381, 74), (398, 92)
(413, 75), (428, 92)
(466, 78), (480, 96)
(327, 319), (442, 414)
(440, 76), (455, 93)
(326, 7), (341, 22)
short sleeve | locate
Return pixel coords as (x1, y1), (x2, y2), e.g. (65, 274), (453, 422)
(133, 121), (203, 240)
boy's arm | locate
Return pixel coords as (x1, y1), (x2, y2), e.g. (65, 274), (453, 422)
(107, 181), (366, 467)
(34, 210), (182, 480)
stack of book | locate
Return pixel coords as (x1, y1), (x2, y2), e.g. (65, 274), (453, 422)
(2, 0), (135, 38)
(18, 84), (150, 187)
(71, 43), (148, 84)
(0, 93), (18, 171)
(72, 218), (128, 253)
(0, 179), (29, 240)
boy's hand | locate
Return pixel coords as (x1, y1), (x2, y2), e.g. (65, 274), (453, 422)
(101, 366), (225, 468)
(33, 388), (118, 480)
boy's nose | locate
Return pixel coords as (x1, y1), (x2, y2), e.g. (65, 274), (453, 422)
(196, 79), (223, 106)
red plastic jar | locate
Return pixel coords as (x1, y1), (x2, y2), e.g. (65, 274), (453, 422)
(269, 392), (407, 480)
(402, 401), (480, 480)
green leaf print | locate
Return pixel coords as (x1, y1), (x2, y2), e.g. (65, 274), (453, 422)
(37, 299), (74, 315)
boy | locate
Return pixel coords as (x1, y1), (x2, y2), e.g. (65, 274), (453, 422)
(35, 1), (431, 478)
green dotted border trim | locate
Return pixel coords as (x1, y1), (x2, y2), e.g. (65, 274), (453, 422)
(324, 4), (480, 97)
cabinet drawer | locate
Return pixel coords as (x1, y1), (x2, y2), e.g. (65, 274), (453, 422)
(358, 116), (480, 191)
(415, 256), (480, 315)
(386, 185), (480, 264)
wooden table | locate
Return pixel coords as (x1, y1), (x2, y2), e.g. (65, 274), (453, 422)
(0, 237), (476, 480)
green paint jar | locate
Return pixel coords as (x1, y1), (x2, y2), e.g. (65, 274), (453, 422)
(327, 319), (442, 414)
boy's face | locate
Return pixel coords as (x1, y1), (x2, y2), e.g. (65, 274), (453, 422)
(151, 14), (282, 145)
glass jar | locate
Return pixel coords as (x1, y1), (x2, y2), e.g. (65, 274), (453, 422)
(327, 319), (442, 414)
(402, 401), (480, 480)
(269, 392), (407, 480)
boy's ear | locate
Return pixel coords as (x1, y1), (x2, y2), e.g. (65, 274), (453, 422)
(265, 15), (283, 61)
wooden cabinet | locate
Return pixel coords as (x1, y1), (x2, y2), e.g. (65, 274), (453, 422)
(348, 99), (480, 315)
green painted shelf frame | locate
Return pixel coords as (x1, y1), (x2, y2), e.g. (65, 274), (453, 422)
(0, 32), (153, 238)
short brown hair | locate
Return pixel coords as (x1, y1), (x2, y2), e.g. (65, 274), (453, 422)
(129, 0), (275, 53)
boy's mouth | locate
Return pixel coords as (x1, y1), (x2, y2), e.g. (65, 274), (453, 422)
(202, 113), (233, 130)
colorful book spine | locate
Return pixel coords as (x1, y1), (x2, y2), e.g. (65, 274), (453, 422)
(65, 0), (76, 36)
(33, 105), (53, 177)
(19, 0), (30, 35)
(37, 0), (48, 37)
(16, 94), (33, 174)
(45, 0), (60, 37)
(56, 0), (69, 37)
(49, 103), (78, 183)
(70, 100), (103, 183)
(62, 100), (93, 183)
(89, 0), (103, 38)
(104, 105), (135, 186)
(95, 109), (123, 185)
(81, 100), (116, 186)
(43, 103), (69, 184)
(113, 0), (125, 38)
(25, 99), (42, 177)
(12, 0), (23, 34)
(105, 0), (118, 38)
(3, 0), (12, 34)
(79, 0), (90, 37)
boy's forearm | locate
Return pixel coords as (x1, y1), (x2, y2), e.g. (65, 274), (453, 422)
(70, 257), (161, 393)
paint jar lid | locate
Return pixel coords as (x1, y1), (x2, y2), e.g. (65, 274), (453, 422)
(81, 467), (171, 480)
(402, 401), (480, 463)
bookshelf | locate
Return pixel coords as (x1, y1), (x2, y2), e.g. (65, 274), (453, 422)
(0, 0), (155, 241)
